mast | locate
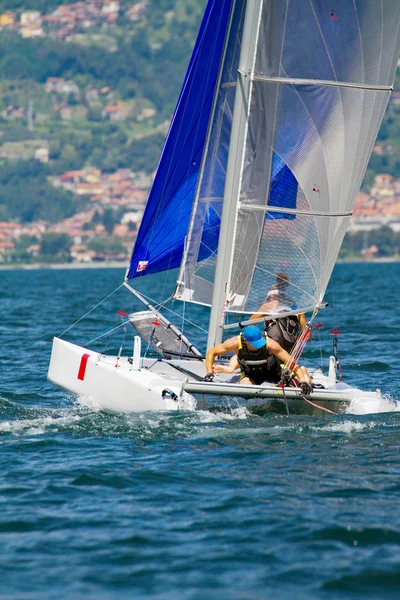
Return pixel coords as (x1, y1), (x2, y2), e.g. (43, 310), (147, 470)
(207, 0), (263, 349)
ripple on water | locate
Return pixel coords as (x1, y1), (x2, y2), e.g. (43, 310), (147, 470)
(1, 266), (400, 599)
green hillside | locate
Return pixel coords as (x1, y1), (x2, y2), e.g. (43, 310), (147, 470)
(0, 0), (207, 222)
(0, 0), (398, 225)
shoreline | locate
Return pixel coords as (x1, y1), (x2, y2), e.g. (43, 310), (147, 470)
(1, 257), (400, 271)
(0, 261), (128, 270)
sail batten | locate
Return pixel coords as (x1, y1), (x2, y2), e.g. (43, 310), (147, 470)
(244, 206), (353, 217)
(252, 74), (393, 92)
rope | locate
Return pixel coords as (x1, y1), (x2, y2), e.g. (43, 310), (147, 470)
(281, 384), (290, 416)
(58, 283), (124, 337)
(283, 306), (320, 371)
(297, 393), (337, 415)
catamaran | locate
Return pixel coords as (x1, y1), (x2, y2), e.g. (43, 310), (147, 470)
(48, 0), (400, 415)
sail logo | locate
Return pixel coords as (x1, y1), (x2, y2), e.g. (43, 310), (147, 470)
(137, 261), (149, 272)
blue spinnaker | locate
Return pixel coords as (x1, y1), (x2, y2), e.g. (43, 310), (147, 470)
(266, 153), (298, 220)
(194, 152), (298, 264)
(127, 0), (233, 280)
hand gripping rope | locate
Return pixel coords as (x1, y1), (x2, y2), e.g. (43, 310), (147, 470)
(279, 313), (337, 415)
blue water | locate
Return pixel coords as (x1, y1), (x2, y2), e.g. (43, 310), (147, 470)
(1, 263), (400, 599)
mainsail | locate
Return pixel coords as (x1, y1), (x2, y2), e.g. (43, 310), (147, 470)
(175, 0), (400, 343)
(128, 0), (400, 348)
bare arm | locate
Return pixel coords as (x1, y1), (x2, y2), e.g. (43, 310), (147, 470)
(267, 337), (311, 384)
(249, 299), (277, 321)
(205, 336), (239, 374)
(298, 313), (307, 330)
(214, 355), (239, 374)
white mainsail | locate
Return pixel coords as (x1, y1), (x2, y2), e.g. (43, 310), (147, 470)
(176, 0), (400, 347)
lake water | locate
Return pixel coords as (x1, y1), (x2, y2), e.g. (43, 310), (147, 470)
(1, 263), (400, 599)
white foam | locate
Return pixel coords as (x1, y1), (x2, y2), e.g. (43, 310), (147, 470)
(320, 420), (377, 433)
(195, 405), (251, 423)
(267, 419), (377, 435)
(345, 394), (399, 415)
(76, 394), (102, 412)
(176, 391), (197, 411)
(0, 414), (81, 436)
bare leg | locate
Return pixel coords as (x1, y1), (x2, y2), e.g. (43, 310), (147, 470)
(239, 376), (254, 385)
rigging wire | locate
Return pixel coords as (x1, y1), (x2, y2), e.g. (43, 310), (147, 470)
(58, 283), (124, 338)
(83, 319), (128, 347)
(114, 318), (128, 369)
(136, 289), (209, 335)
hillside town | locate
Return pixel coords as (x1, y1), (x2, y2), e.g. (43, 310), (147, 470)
(0, 166), (151, 264)
(0, 1), (148, 40)
(1, 169), (400, 265)
(350, 171), (400, 232)
(0, 2), (399, 265)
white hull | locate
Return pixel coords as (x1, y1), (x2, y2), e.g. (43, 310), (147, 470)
(48, 337), (383, 415)
(48, 337), (192, 413)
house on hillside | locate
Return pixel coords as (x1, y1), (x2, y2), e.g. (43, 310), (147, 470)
(45, 77), (79, 96)
(102, 105), (125, 121)
(101, 0), (120, 20)
(20, 10), (41, 25)
(20, 22), (43, 37)
(370, 173), (394, 199)
(35, 147), (49, 163)
(126, 3), (148, 21)
(76, 183), (104, 196)
(0, 11), (16, 26)
(1, 105), (26, 120)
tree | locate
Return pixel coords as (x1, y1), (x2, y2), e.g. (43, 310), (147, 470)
(40, 233), (72, 257)
(0, 160), (76, 223)
(103, 207), (117, 233)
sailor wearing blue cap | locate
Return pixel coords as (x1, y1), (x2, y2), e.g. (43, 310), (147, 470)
(204, 325), (312, 394)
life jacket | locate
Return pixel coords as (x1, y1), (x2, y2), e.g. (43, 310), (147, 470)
(266, 316), (300, 353)
(237, 332), (283, 384)
(237, 332), (270, 372)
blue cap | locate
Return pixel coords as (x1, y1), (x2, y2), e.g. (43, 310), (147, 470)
(243, 326), (266, 349)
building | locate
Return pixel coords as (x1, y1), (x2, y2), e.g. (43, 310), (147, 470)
(20, 10), (41, 25)
(20, 23), (43, 37)
(102, 105), (125, 121)
(0, 11), (16, 26)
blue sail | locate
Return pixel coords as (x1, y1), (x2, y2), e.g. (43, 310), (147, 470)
(127, 0), (233, 280)
(266, 153), (298, 220)
(193, 152), (298, 266)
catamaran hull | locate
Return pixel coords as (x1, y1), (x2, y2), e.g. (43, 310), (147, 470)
(48, 337), (382, 415)
(48, 337), (189, 413)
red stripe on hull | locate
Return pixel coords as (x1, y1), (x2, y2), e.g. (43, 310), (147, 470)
(77, 353), (90, 381)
